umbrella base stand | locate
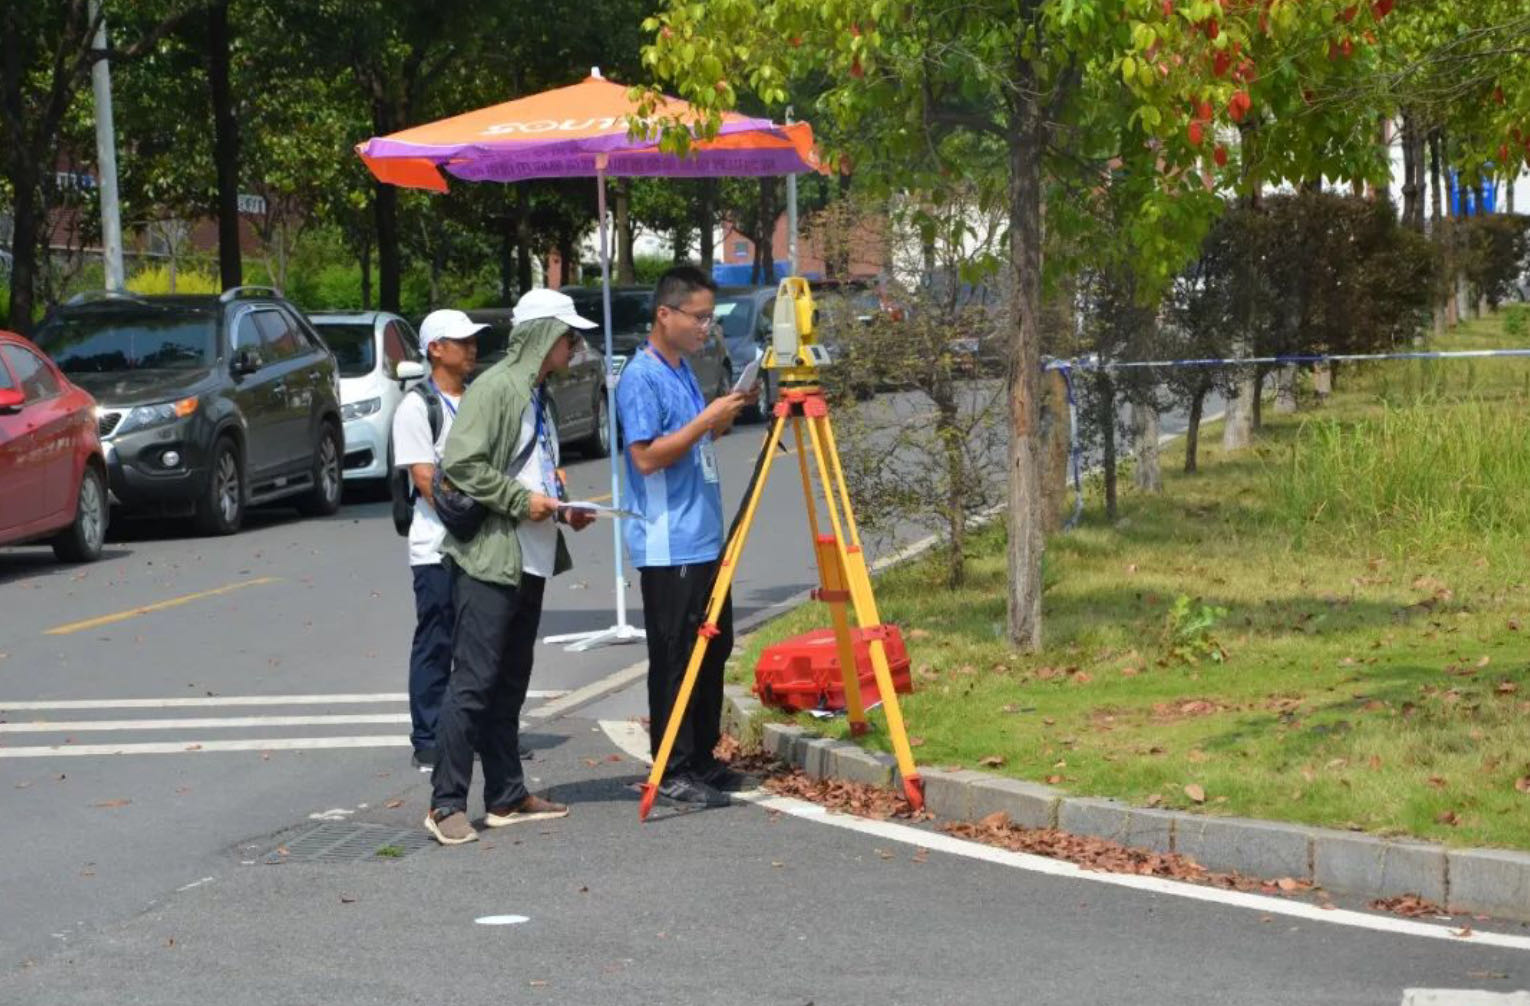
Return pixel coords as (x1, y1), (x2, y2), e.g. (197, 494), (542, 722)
(544, 621), (646, 653)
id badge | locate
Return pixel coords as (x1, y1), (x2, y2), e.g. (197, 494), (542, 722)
(698, 436), (720, 484)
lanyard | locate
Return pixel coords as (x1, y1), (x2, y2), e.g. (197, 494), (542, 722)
(427, 379), (458, 417)
(644, 344), (705, 415)
(533, 387), (561, 499)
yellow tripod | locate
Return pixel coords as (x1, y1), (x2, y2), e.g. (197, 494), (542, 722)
(637, 281), (925, 820)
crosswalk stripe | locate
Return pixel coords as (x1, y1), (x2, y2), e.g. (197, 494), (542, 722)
(1402, 992), (1530, 1005)
(0, 714), (412, 733)
(0, 736), (413, 758)
(0, 691), (565, 712)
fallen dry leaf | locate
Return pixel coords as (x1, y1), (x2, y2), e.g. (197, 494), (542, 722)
(1372, 894), (1444, 918)
(1427, 775), (1447, 789)
(1435, 810), (1461, 827)
(1276, 877), (1299, 892)
(1515, 777), (1530, 794)
(1145, 794), (1163, 807)
(978, 755), (1006, 768)
(384, 799), (405, 809)
(1184, 784), (1206, 804)
(93, 799), (131, 809)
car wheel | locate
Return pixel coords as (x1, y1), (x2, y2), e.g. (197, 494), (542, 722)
(52, 464), (108, 562)
(298, 423), (344, 517)
(580, 392), (611, 459)
(195, 437), (245, 536)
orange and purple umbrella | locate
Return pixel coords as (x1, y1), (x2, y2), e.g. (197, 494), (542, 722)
(356, 71), (820, 191)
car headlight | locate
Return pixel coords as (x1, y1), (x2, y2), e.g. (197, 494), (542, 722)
(113, 396), (198, 437)
(341, 397), (382, 421)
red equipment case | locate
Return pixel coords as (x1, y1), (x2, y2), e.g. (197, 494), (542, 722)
(753, 625), (913, 713)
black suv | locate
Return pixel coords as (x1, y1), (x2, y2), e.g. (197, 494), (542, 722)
(32, 288), (345, 535)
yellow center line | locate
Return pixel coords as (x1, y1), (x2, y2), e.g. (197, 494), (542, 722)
(44, 577), (282, 636)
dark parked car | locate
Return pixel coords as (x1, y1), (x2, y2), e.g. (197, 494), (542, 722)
(561, 286), (733, 404)
(32, 288), (345, 535)
(715, 285), (779, 421)
(464, 307), (612, 457)
(0, 330), (108, 561)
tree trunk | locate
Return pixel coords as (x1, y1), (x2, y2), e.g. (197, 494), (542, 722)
(374, 181), (399, 312)
(1005, 49), (1046, 651)
(698, 179), (715, 270)
(615, 178), (635, 284)
(1184, 382), (1207, 474)
(5, 159), (40, 332)
(1274, 365), (1298, 413)
(1222, 366), (1255, 451)
(1041, 368), (1070, 533)
(515, 211), (533, 297)
(1096, 372), (1118, 521)
(500, 217), (514, 304)
(754, 178), (776, 283)
(1131, 401), (1162, 493)
(207, 0), (241, 290)
(939, 401), (967, 589)
(360, 235), (372, 310)
(1251, 367), (1265, 429)
(1312, 362), (1331, 403)
(1400, 113), (1420, 230)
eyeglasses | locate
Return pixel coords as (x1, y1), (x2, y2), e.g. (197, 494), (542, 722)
(664, 305), (715, 326)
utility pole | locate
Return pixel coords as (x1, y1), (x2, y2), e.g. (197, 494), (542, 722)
(785, 107), (799, 277)
(88, 0), (125, 291)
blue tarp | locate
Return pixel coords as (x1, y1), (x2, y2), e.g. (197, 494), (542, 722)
(711, 261), (820, 285)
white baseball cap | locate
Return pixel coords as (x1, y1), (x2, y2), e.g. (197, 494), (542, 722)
(418, 309), (489, 357)
(511, 288), (599, 330)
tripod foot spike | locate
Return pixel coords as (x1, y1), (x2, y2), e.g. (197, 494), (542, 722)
(638, 783), (657, 821)
(902, 774), (925, 812)
(848, 721), (869, 737)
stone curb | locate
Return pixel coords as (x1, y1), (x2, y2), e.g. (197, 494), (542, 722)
(724, 685), (1530, 922)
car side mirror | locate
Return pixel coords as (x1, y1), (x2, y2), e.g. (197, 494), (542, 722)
(232, 348), (262, 377)
(395, 359), (424, 386)
(0, 386), (23, 414)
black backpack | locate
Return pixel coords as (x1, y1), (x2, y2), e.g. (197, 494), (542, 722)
(390, 383), (444, 536)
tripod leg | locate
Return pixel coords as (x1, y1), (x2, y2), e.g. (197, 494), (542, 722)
(802, 409), (924, 811)
(639, 411), (790, 820)
(790, 421), (868, 733)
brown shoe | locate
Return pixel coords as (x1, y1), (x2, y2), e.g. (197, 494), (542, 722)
(424, 808), (478, 846)
(484, 794), (570, 827)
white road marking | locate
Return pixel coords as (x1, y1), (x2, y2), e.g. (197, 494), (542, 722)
(475, 915), (530, 926)
(309, 808), (356, 821)
(176, 877), (215, 893)
(595, 721), (1530, 953)
(0, 714), (411, 733)
(1402, 992), (1530, 1004)
(0, 691), (562, 712)
(0, 735), (412, 758)
(525, 663), (647, 719)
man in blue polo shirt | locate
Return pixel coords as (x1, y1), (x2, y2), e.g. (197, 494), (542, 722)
(617, 266), (756, 808)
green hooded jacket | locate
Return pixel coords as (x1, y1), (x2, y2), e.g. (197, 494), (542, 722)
(439, 316), (573, 587)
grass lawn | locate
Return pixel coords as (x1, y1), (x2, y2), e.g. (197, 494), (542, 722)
(733, 309), (1530, 850)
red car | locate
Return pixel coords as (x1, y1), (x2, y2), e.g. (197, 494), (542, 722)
(0, 329), (109, 562)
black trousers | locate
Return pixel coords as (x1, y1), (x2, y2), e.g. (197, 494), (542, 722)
(640, 561), (733, 779)
(430, 567), (545, 814)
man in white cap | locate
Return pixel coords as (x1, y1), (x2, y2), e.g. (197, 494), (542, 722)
(425, 289), (600, 846)
(392, 309), (484, 772)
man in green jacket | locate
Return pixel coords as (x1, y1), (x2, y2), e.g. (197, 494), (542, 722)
(424, 290), (598, 846)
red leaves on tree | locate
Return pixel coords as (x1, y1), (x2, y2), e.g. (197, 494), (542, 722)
(1371, 0), (1394, 18)
(1228, 90), (1252, 123)
(1188, 121), (1204, 146)
(1214, 145), (1229, 167)
(1161, 0), (1174, 16)
(1213, 50), (1232, 77)
(849, 56), (864, 78)
(1337, 4), (1358, 22)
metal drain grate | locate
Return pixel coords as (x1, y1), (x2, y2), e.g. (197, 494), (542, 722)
(263, 822), (435, 864)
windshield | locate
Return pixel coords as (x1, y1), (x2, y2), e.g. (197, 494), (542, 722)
(565, 290), (651, 356)
(312, 322), (375, 378)
(714, 297), (756, 343)
(34, 311), (216, 374)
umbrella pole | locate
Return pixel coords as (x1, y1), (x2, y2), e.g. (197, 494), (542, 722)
(544, 162), (646, 653)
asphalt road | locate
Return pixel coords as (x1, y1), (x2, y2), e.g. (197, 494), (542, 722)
(2, 390), (1526, 1004)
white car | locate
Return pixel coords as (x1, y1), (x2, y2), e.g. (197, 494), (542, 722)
(308, 311), (425, 483)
